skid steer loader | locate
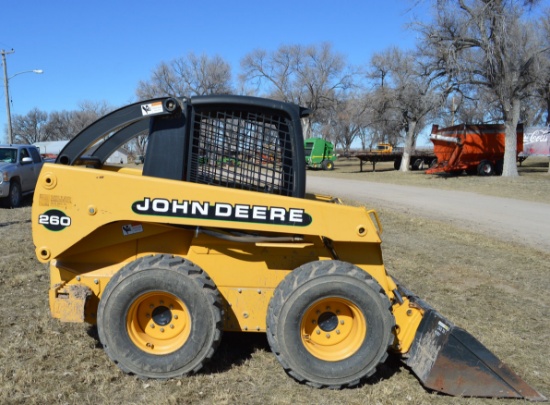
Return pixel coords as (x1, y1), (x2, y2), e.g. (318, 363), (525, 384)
(32, 96), (545, 401)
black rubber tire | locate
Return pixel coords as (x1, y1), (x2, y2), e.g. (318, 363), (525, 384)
(97, 254), (223, 379)
(321, 160), (334, 171)
(6, 181), (22, 208)
(393, 158), (402, 170)
(429, 158), (438, 168)
(266, 260), (394, 389)
(477, 160), (494, 176)
(412, 159), (424, 171)
(495, 159), (504, 176)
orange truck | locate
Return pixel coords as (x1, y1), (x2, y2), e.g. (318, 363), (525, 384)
(426, 124), (523, 175)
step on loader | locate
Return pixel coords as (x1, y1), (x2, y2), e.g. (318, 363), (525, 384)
(32, 96), (546, 401)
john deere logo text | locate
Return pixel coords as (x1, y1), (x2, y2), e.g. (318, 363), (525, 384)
(132, 198), (312, 226)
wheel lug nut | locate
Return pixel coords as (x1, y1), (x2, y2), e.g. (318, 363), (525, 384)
(316, 330), (321, 335)
(160, 328), (164, 333)
(170, 324), (174, 329)
(174, 315), (179, 320)
(326, 333), (331, 338)
(150, 323), (155, 328)
(340, 320), (345, 325)
(336, 330), (341, 334)
(311, 320), (316, 324)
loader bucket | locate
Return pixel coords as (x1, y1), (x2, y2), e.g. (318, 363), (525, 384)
(405, 309), (546, 401)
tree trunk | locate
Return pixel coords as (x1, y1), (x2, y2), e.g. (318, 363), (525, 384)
(400, 120), (417, 172)
(502, 99), (520, 177)
(301, 118), (312, 139)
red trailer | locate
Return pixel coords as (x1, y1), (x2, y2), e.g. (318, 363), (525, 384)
(426, 123), (524, 175)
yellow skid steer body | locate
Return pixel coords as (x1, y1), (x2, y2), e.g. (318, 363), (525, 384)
(32, 96), (545, 401)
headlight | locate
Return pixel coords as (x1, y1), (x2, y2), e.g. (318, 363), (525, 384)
(0, 170), (6, 183)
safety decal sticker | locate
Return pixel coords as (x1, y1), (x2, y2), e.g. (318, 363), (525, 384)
(435, 320), (450, 337)
(141, 101), (163, 116)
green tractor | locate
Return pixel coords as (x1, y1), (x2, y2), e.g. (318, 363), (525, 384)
(304, 137), (336, 170)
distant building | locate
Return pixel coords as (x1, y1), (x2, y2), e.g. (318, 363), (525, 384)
(33, 140), (69, 158)
(107, 150), (128, 164)
(34, 140), (129, 164)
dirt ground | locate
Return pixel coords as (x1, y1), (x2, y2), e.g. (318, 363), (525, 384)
(0, 159), (548, 404)
(311, 156), (550, 204)
(307, 159), (550, 252)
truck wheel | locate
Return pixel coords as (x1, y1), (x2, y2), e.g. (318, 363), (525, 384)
(477, 160), (494, 176)
(412, 159), (424, 171)
(321, 160), (334, 171)
(495, 159), (504, 175)
(97, 254), (223, 379)
(266, 260), (394, 388)
(6, 181), (22, 208)
(393, 158), (402, 170)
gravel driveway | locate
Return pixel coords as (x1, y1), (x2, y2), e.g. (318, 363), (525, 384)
(307, 176), (550, 252)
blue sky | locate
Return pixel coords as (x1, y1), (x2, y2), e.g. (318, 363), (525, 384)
(1, 0), (430, 143)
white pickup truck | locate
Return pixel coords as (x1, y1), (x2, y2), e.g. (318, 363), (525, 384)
(0, 144), (44, 208)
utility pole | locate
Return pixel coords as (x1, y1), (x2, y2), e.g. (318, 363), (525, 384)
(2, 49), (15, 144)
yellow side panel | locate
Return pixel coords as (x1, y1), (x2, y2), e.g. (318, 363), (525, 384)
(34, 164), (423, 344)
(32, 164), (382, 264)
(221, 288), (274, 332)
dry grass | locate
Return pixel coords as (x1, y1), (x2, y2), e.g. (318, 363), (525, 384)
(313, 156), (550, 204)
(1, 163), (549, 404)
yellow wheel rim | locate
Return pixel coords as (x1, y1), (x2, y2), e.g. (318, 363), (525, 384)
(127, 291), (191, 355)
(300, 297), (366, 361)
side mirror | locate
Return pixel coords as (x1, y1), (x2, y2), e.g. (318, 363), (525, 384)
(21, 157), (33, 165)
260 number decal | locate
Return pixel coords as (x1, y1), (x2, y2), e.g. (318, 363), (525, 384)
(39, 209), (71, 231)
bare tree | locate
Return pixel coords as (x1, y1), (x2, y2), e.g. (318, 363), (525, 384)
(173, 53), (233, 96)
(368, 47), (448, 171)
(536, 8), (550, 127)
(419, 0), (549, 176)
(44, 110), (75, 141)
(365, 54), (405, 147)
(11, 108), (48, 144)
(240, 43), (356, 138)
(136, 62), (181, 99)
(363, 86), (408, 148)
(43, 100), (114, 141)
(323, 96), (369, 154)
(136, 53), (233, 99)
(135, 54), (232, 158)
(443, 86), (503, 125)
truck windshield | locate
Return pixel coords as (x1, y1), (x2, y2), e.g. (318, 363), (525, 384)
(0, 148), (17, 163)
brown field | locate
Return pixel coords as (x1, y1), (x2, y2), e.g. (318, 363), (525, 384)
(1, 158), (548, 404)
(316, 156), (550, 204)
